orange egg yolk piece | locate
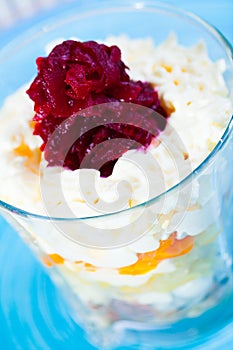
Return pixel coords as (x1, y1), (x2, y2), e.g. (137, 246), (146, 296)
(13, 139), (41, 174)
(42, 253), (65, 267)
(119, 232), (194, 275)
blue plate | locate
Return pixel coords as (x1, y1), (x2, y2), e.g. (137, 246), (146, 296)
(0, 215), (96, 350)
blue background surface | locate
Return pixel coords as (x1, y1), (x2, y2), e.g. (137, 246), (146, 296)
(0, 1), (232, 349)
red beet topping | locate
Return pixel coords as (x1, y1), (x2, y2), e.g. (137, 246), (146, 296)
(27, 40), (167, 177)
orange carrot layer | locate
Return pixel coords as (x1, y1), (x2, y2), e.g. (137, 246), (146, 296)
(119, 233), (194, 275)
(42, 233), (194, 275)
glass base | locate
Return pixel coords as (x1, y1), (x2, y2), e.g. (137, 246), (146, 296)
(1, 214), (233, 350)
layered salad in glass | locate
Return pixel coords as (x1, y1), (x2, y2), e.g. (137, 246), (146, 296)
(0, 33), (232, 333)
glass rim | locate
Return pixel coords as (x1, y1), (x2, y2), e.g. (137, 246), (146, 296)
(0, 0), (232, 221)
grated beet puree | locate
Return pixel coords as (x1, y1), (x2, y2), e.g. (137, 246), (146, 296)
(27, 40), (167, 177)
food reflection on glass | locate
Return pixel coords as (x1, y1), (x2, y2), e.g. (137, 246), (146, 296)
(0, 19), (233, 350)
